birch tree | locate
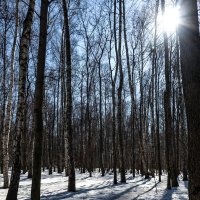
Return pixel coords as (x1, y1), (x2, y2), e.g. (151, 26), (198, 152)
(6, 0), (35, 199)
(2, 0), (19, 188)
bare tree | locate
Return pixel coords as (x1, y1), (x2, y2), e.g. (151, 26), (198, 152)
(31, 0), (49, 199)
(2, 0), (19, 188)
(62, 0), (76, 192)
(161, 0), (174, 189)
(117, 0), (126, 183)
(178, 1), (200, 199)
(6, 0), (35, 199)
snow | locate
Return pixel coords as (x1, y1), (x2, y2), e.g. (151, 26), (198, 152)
(0, 170), (188, 199)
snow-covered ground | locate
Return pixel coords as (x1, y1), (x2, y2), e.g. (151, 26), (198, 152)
(0, 170), (188, 199)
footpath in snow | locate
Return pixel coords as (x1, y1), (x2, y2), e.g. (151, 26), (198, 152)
(0, 170), (188, 199)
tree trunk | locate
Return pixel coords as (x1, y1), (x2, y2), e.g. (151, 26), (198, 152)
(0, 1), (8, 177)
(99, 61), (105, 177)
(109, 0), (119, 184)
(118, 0), (126, 183)
(161, 0), (173, 189)
(122, 0), (136, 178)
(62, 0), (76, 192)
(178, 1), (200, 199)
(154, 0), (162, 182)
(6, 1), (35, 199)
(31, 0), (48, 199)
(2, 0), (19, 188)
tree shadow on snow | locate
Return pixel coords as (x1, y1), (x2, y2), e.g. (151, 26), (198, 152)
(40, 178), (151, 200)
(97, 178), (151, 200)
(40, 181), (114, 200)
(133, 182), (159, 200)
(160, 188), (175, 200)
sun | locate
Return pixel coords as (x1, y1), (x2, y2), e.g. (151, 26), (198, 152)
(159, 6), (180, 34)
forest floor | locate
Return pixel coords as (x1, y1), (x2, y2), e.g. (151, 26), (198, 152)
(0, 170), (188, 199)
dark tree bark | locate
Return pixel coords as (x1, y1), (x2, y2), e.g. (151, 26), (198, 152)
(161, 0), (175, 189)
(117, 0), (126, 183)
(62, 0), (76, 192)
(178, 1), (200, 199)
(0, 1), (9, 176)
(31, 0), (48, 199)
(79, 71), (85, 173)
(154, 0), (162, 182)
(122, 0), (136, 178)
(98, 57), (105, 177)
(57, 57), (62, 174)
(138, 17), (148, 180)
(109, 0), (119, 184)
